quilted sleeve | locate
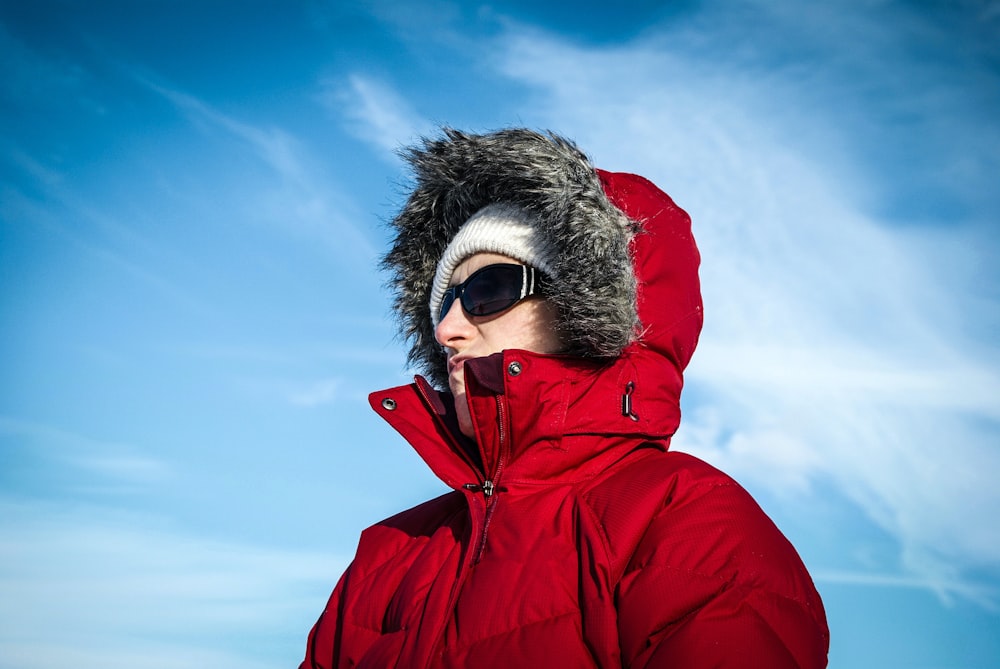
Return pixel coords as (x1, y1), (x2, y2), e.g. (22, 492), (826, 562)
(616, 466), (829, 669)
(299, 567), (349, 669)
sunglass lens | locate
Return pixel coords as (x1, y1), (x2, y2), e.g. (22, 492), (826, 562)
(463, 265), (524, 316)
(439, 289), (457, 322)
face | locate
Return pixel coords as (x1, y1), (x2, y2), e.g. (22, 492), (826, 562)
(435, 252), (563, 439)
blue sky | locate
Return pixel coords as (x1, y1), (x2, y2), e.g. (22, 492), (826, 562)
(1, 1), (998, 667)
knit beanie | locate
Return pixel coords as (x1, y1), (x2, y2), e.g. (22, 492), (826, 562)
(428, 203), (554, 328)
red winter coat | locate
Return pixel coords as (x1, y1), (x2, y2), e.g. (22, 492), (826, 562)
(300, 171), (829, 668)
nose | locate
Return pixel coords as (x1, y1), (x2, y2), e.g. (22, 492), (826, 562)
(435, 298), (475, 350)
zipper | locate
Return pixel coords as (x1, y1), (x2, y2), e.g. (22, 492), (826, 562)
(462, 478), (501, 563)
(414, 376), (500, 563)
(461, 479), (497, 564)
(462, 394), (508, 564)
(406, 377), (514, 665)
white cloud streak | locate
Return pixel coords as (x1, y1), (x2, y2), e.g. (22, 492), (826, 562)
(0, 152), (218, 320)
(127, 70), (379, 265)
(325, 73), (434, 160)
(0, 502), (345, 669)
(489, 3), (1000, 602)
(813, 569), (999, 611)
(0, 415), (172, 489)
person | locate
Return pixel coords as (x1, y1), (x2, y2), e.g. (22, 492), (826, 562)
(299, 128), (829, 668)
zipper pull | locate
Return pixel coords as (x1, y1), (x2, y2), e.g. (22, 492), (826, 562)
(462, 480), (496, 497)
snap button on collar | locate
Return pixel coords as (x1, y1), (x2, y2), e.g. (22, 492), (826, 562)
(507, 361), (522, 376)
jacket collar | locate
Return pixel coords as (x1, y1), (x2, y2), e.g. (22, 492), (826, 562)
(369, 347), (682, 493)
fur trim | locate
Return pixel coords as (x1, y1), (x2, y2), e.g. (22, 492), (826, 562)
(383, 128), (639, 388)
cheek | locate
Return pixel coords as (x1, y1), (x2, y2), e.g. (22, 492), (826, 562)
(476, 300), (564, 355)
(521, 303), (564, 353)
(535, 327), (564, 354)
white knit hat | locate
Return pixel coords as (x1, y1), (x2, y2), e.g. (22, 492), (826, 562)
(429, 203), (554, 327)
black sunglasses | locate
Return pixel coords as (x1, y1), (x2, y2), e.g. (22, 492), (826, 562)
(439, 263), (546, 323)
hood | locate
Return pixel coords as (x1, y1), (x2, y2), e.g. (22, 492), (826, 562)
(597, 169), (702, 374)
(383, 128), (640, 388)
(383, 128), (701, 388)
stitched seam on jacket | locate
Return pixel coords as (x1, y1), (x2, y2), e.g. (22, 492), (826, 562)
(577, 489), (615, 574)
(448, 609), (582, 652)
(659, 306), (703, 341)
(578, 445), (673, 583)
(741, 598), (805, 669)
(620, 480), (738, 581)
(576, 490), (618, 668)
(352, 503), (467, 582)
(618, 477), (822, 614)
(623, 562), (826, 630)
(340, 616), (390, 637)
(746, 586), (830, 635)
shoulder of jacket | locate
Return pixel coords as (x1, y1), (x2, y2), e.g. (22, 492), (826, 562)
(582, 448), (736, 518)
(576, 449), (731, 576)
(351, 491), (465, 576)
(608, 452), (820, 615)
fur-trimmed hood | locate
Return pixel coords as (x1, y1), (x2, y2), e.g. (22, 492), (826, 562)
(383, 128), (640, 388)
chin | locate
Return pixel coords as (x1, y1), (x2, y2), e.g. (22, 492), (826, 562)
(458, 421), (475, 439)
(453, 398), (474, 439)
(456, 407), (475, 438)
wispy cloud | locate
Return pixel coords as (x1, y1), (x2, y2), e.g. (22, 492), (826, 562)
(0, 22), (91, 109)
(139, 77), (308, 181)
(324, 73), (433, 160)
(0, 416), (173, 496)
(487, 3), (1000, 602)
(0, 151), (218, 320)
(813, 568), (999, 611)
(0, 644), (279, 669)
(124, 68), (379, 264)
(0, 501), (344, 669)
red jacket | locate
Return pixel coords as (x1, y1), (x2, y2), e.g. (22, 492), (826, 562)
(300, 171), (829, 668)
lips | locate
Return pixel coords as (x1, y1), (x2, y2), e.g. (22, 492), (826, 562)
(448, 355), (472, 376)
